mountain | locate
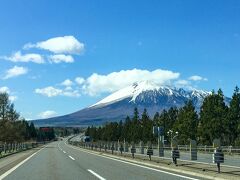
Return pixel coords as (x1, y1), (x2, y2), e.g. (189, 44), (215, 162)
(32, 81), (213, 127)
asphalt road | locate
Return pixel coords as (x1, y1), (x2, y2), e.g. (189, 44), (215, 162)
(0, 140), (202, 180)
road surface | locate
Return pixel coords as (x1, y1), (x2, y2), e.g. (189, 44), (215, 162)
(0, 140), (202, 180)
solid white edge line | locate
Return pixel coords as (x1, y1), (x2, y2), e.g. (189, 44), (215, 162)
(68, 155), (75, 160)
(88, 169), (106, 180)
(0, 146), (45, 179)
(65, 142), (198, 180)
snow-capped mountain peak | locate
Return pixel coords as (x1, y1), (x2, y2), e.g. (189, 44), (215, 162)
(90, 81), (210, 108)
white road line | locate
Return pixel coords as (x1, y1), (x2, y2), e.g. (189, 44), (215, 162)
(63, 151), (66, 154)
(68, 155), (75, 160)
(57, 141), (63, 151)
(0, 146), (45, 179)
(66, 143), (198, 180)
(88, 169), (106, 180)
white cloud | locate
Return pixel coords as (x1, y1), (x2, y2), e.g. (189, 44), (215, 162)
(75, 77), (85, 85)
(38, 110), (57, 119)
(82, 68), (180, 96)
(2, 51), (44, 64)
(35, 86), (80, 98)
(3, 66), (28, 79)
(48, 54), (74, 63)
(0, 86), (10, 93)
(189, 75), (208, 81)
(61, 79), (73, 86)
(175, 80), (191, 88)
(62, 90), (80, 97)
(24, 36), (84, 54)
(35, 86), (62, 97)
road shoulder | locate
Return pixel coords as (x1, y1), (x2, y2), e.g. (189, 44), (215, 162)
(0, 146), (44, 176)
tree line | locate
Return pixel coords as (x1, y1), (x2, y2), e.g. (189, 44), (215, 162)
(86, 87), (240, 146)
(0, 92), (55, 143)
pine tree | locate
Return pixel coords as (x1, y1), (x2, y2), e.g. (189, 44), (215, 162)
(167, 107), (178, 131)
(153, 112), (160, 126)
(159, 109), (169, 137)
(85, 126), (90, 136)
(122, 116), (131, 142)
(228, 86), (240, 145)
(141, 109), (153, 143)
(118, 120), (123, 141)
(29, 122), (37, 139)
(199, 89), (228, 145)
(131, 108), (140, 142)
(174, 101), (198, 144)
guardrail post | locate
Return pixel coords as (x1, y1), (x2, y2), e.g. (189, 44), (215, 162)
(0, 145), (2, 156)
(4, 143), (6, 154)
(104, 143), (107, 152)
(140, 141), (144, 154)
(111, 142), (114, 154)
(124, 142), (129, 152)
(99, 142), (102, 152)
(212, 139), (224, 173)
(229, 146), (232, 154)
(115, 142), (118, 151)
(190, 140), (197, 160)
(171, 138), (180, 165)
(158, 141), (164, 157)
(119, 142), (124, 155)
(147, 141), (153, 161)
(130, 142), (136, 158)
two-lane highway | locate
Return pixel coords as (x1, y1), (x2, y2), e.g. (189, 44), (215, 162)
(0, 140), (202, 180)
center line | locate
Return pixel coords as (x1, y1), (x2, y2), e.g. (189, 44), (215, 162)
(68, 155), (75, 160)
(88, 169), (106, 180)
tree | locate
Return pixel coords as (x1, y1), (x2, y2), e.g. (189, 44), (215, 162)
(158, 109), (168, 135)
(228, 86), (240, 145)
(153, 112), (160, 126)
(173, 101), (198, 144)
(29, 122), (37, 139)
(85, 126), (90, 136)
(132, 108), (142, 142)
(167, 107), (178, 132)
(118, 120), (123, 141)
(198, 89), (228, 145)
(122, 116), (131, 142)
(141, 109), (153, 143)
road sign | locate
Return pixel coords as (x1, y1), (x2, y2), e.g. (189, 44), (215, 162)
(153, 126), (164, 136)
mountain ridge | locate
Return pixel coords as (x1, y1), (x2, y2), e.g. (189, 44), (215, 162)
(32, 81), (220, 127)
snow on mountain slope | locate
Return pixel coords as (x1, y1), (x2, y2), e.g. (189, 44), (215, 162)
(90, 81), (210, 108)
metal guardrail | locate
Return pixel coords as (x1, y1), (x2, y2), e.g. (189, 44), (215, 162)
(68, 140), (240, 173)
(0, 142), (39, 157)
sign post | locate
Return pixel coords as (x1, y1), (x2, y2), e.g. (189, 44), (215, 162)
(153, 126), (164, 157)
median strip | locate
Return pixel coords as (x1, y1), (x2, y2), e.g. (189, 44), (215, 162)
(88, 169), (106, 180)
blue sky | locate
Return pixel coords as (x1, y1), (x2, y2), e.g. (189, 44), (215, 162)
(0, 0), (240, 119)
